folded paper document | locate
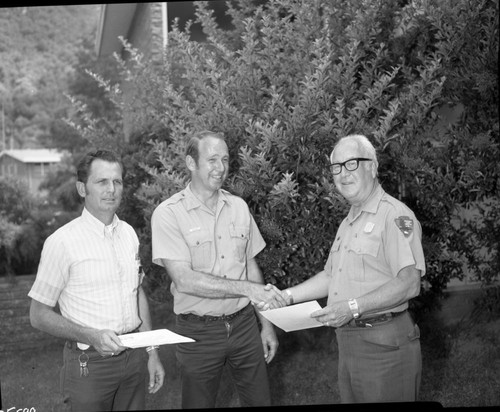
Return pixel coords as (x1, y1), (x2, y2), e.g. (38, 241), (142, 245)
(118, 329), (195, 348)
(259, 300), (324, 332)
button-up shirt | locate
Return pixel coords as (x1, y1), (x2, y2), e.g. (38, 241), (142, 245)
(151, 184), (266, 316)
(28, 207), (143, 334)
(325, 183), (426, 314)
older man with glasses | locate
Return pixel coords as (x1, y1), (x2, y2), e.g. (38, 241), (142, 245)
(281, 134), (425, 403)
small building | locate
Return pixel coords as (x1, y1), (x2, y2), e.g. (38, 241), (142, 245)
(0, 149), (64, 193)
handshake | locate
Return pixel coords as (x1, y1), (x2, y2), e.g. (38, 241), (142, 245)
(248, 283), (293, 311)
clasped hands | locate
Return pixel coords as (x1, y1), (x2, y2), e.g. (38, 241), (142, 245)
(250, 283), (293, 311)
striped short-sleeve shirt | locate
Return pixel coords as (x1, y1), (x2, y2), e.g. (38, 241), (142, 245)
(28, 208), (143, 334)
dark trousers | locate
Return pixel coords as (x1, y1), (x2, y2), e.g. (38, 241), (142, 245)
(60, 342), (148, 411)
(335, 310), (422, 403)
(175, 304), (271, 409)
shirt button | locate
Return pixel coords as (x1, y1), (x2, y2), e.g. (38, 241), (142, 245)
(221, 255), (225, 259)
(334, 292), (338, 296)
(339, 268), (342, 272)
(218, 235), (221, 239)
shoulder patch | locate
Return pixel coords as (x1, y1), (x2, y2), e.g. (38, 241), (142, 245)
(395, 216), (413, 237)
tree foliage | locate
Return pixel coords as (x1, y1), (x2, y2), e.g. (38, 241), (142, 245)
(0, 5), (100, 149)
(70, 0), (498, 303)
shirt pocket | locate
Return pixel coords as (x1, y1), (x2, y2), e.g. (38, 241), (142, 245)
(229, 225), (250, 262)
(184, 229), (213, 271)
(348, 236), (380, 281)
(326, 240), (341, 274)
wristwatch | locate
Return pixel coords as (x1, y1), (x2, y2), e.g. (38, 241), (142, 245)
(348, 298), (360, 319)
(284, 289), (294, 305)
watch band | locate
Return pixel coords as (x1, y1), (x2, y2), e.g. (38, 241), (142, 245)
(348, 298), (360, 319)
(284, 289), (294, 305)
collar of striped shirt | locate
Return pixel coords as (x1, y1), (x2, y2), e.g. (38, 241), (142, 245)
(81, 207), (121, 238)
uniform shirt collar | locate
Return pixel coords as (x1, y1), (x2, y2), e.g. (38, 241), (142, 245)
(184, 183), (231, 211)
(81, 207), (121, 238)
(347, 181), (384, 222)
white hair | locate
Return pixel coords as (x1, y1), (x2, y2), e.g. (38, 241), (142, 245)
(330, 134), (379, 170)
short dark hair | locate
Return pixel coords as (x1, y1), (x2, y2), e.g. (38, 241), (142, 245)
(76, 149), (123, 184)
(185, 130), (225, 165)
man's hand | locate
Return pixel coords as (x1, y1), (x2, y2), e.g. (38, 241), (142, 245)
(310, 301), (352, 328)
(260, 321), (279, 364)
(249, 283), (287, 310)
(147, 350), (165, 394)
(88, 329), (127, 356)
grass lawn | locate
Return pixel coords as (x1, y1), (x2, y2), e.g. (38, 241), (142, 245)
(1, 306), (499, 411)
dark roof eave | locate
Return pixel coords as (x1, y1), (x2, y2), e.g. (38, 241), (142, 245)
(95, 3), (138, 57)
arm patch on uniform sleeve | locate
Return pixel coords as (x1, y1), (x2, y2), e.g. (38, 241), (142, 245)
(395, 216), (413, 237)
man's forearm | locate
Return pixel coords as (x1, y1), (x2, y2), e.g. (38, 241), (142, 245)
(287, 270), (330, 304)
(138, 286), (153, 332)
(163, 259), (285, 309)
(30, 300), (97, 344)
(355, 265), (421, 316)
(164, 259), (264, 298)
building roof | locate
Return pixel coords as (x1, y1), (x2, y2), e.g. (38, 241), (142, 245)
(0, 149), (64, 163)
(95, 3), (138, 57)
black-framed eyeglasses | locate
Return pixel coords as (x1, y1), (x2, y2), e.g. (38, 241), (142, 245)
(328, 158), (372, 175)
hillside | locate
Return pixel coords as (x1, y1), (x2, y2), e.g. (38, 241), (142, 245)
(0, 5), (100, 149)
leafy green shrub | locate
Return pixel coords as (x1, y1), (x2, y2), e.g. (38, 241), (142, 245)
(71, 0), (498, 307)
(0, 175), (80, 277)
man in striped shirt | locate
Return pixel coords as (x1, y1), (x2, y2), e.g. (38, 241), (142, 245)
(29, 149), (164, 411)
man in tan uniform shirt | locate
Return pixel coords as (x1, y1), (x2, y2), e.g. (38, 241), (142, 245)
(151, 131), (285, 408)
(283, 134), (425, 403)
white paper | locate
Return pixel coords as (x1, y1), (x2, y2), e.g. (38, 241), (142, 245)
(118, 328), (195, 348)
(259, 300), (324, 332)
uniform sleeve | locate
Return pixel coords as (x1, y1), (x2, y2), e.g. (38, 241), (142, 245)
(151, 204), (191, 266)
(384, 209), (426, 277)
(247, 212), (266, 259)
(28, 235), (70, 306)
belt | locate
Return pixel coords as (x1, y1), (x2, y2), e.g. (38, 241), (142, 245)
(179, 304), (249, 322)
(344, 309), (407, 328)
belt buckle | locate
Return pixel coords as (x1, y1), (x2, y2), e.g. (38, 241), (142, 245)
(354, 319), (372, 328)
